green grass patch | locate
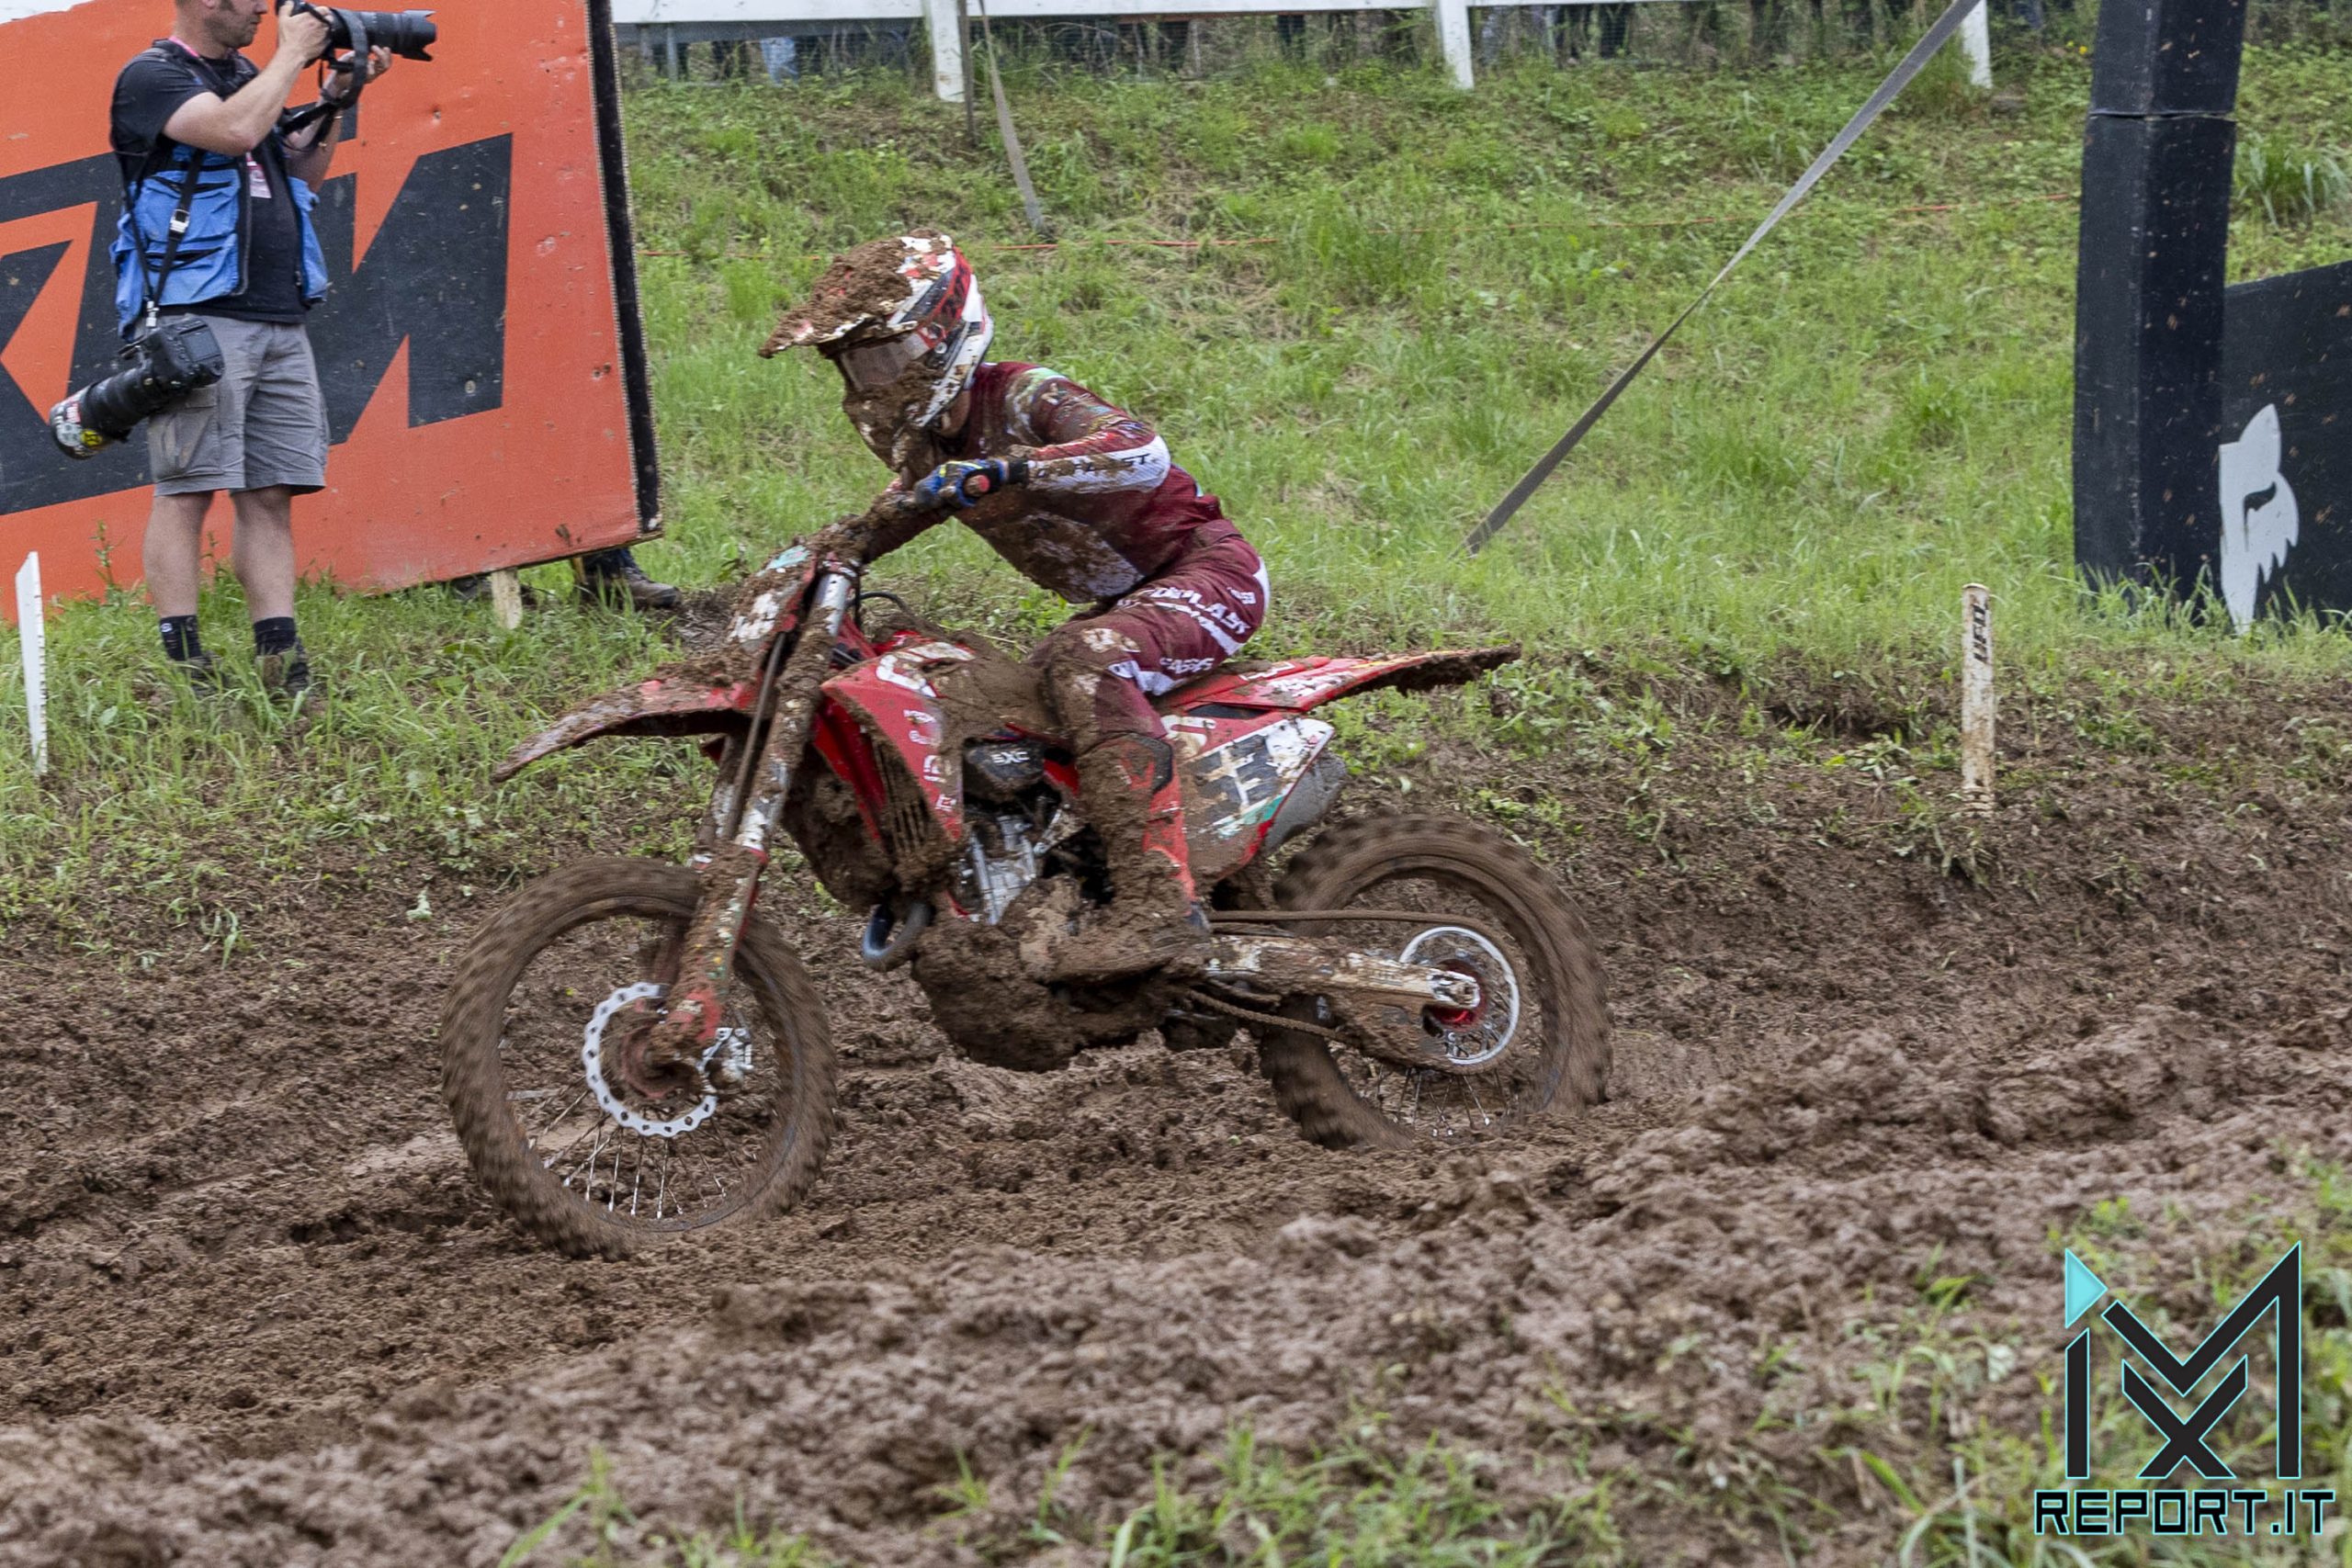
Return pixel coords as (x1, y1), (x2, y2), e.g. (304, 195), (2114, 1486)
(618, 39), (2352, 675)
(503, 1427), (1603, 1566)
(5, 41), (2352, 914)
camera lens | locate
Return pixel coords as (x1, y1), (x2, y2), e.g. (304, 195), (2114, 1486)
(47, 318), (225, 460)
(76, 366), (157, 442)
(321, 8), (437, 62)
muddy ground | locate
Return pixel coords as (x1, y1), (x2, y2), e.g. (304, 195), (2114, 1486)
(5, 664), (2351, 1564)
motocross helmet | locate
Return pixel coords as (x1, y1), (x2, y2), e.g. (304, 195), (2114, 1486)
(762, 231), (992, 472)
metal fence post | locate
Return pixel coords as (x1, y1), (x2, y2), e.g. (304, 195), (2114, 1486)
(926, 0), (967, 99)
(1434, 0), (1474, 88)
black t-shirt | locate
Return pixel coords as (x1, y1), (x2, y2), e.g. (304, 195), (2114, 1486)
(110, 43), (306, 324)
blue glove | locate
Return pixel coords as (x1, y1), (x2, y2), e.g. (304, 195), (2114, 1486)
(914, 457), (1025, 511)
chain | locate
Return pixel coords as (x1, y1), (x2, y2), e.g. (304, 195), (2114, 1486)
(1175, 987), (1351, 1043)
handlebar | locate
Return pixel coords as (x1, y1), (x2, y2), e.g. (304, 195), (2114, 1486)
(808, 486), (942, 574)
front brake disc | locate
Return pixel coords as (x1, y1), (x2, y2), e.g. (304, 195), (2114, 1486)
(580, 982), (752, 1138)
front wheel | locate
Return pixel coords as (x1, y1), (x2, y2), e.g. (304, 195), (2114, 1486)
(438, 858), (837, 1258)
(1260, 816), (1610, 1148)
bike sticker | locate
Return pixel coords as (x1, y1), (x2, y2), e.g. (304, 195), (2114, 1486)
(731, 589), (786, 645)
(871, 653), (940, 699)
(1187, 718), (1334, 839)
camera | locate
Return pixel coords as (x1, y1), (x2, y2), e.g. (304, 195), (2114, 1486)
(291, 3), (437, 62)
(48, 317), (226, 460)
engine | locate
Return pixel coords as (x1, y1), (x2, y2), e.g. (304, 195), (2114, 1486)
(956, 737), (1082, 924)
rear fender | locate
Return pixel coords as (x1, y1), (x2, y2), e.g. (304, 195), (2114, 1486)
(1170, 647), (1518, 714)
(494, 675), (761, 783)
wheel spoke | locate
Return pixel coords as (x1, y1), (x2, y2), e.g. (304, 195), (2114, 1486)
(531, 1083), (593, 1142)
(562, 1119), (616, 1190)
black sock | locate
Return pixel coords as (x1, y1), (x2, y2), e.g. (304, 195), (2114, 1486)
(160, 615), (204, 663)
(254, 616), (300, 657)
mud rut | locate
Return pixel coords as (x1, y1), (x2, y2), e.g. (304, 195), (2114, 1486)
(6, 676), (2352, 1564)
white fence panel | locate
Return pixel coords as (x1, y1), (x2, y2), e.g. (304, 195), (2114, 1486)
(613, 0), (1989, 99)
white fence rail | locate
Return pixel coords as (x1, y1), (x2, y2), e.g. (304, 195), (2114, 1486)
(615, 0), (1991, 97)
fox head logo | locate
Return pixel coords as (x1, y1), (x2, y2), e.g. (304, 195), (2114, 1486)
(2217, 403), (2299, 629)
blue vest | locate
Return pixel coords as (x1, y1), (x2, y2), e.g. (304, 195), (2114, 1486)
(109, 58), (330, 335)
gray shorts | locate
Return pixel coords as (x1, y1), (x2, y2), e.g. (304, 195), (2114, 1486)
(146, 316), (330, 497)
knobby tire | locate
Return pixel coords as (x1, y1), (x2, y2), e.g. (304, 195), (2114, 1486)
(1261, 815), (1611, 1148)
(438, 858), (837, 1258)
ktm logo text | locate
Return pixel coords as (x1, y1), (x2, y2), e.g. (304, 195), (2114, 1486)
(0, 137), (510, 514)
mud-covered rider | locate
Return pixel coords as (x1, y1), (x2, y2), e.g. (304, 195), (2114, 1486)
(765, 231), (1268, 983)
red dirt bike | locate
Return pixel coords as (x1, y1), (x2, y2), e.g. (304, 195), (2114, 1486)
(439, 495), (1610, 1257)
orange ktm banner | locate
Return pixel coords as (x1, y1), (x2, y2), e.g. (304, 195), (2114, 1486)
(0, 0), (659, 612)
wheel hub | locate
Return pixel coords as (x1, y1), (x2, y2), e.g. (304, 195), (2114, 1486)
(1398, 926), (1521, 1068)
(581, 982), (752, 1138)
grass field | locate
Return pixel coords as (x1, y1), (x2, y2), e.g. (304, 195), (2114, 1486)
(618, 30), (2352, 667)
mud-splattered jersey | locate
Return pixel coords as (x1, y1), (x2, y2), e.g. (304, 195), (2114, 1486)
(875, 362), (1241, 603)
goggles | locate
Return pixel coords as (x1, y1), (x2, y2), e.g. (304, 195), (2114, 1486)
(833, 333), (929, 393)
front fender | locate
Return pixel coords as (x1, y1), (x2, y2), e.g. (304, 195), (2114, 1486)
(493, 674), (762, 782)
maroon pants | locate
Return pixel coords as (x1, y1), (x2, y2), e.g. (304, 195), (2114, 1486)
(1030, 532), (1270, 752)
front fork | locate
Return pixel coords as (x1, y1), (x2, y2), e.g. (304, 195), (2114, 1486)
(641, 570), (854, 1081)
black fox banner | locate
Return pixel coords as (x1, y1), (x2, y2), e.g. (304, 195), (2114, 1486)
(0, 0), (658, 612)
(2072, 0), (2349, 625)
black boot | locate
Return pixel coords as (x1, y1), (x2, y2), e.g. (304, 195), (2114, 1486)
(257, 641), (313, 703)
(577, 547), (682, 612)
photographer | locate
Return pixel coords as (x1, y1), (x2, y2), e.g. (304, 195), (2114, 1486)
(110, 0), (390, 698)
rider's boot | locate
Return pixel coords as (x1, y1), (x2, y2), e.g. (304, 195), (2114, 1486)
(1041, 733), (1215, 983)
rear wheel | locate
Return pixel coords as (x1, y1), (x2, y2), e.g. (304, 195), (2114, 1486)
(438, 858), (836, 1258)
(1260, 816), (1609, 1148)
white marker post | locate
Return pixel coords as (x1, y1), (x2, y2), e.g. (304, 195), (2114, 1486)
(1434, 0), (1475, 88)
(16, 553), (46, 777)
(1960, 583), (1993, 815)
(489, 569), (526, 631)
(924, 0), (966, 102)
(1960, 0), (1991, 88)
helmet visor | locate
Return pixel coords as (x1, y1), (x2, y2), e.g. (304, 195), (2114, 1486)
(834, 333), (928, 393)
